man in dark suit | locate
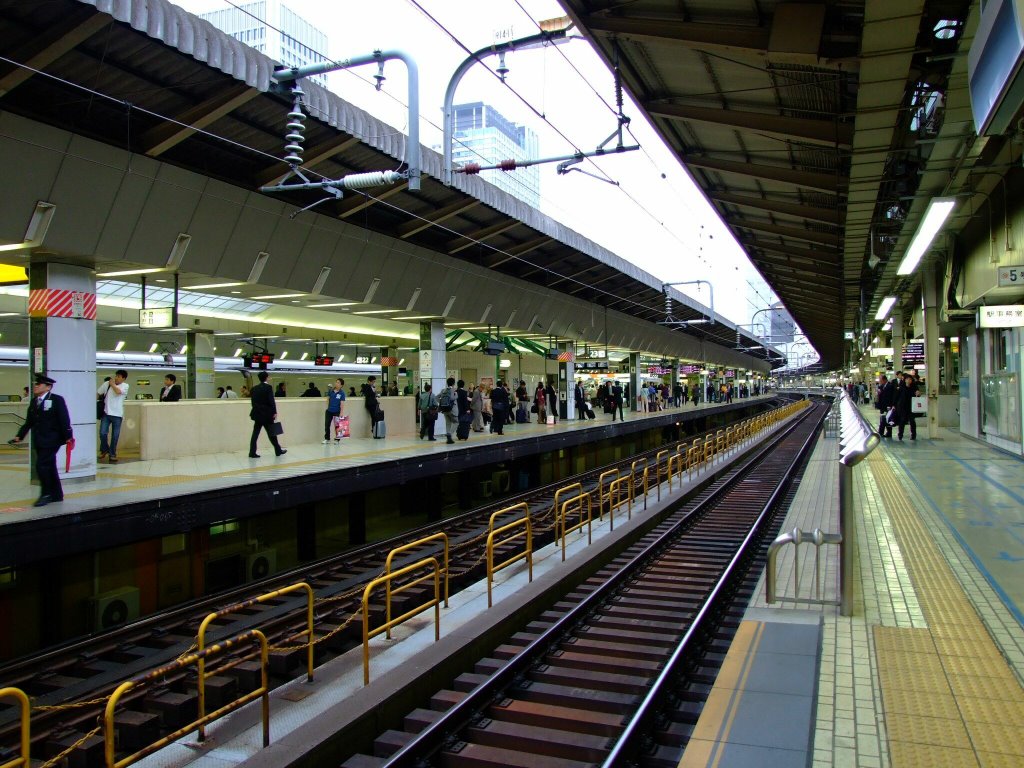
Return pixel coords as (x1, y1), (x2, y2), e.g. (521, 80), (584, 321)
(159, 373), (182, 402)
(12, 374), (73, 506)
(248, 371), (286, 458)
(876, 374), (896, 438)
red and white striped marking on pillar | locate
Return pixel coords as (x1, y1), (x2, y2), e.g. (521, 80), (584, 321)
(557, 351), (575, 362)
(28, 288), (97, 319)
(381, 356), (399, 366)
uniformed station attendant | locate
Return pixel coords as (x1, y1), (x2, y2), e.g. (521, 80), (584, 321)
(11, 373), (74, 507)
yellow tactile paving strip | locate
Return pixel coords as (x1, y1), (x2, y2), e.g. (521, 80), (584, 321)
(869, 453), (1024, 768)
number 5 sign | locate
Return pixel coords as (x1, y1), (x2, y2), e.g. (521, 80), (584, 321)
(998, 266), (1024, 287)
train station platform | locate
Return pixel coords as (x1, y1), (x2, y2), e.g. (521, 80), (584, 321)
(0, 395), (773, 566)
(681, 414), (1024, 767)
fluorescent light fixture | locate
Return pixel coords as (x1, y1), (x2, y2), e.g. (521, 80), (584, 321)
(406, 287), (421, 311)
(337, 354), (345, 361)
(148, 343), (158, 353)
(214, 331), (243, 336)
(480, 304), (492, 323)
(371, 356), (377, 363)
(300, 352), (309, 360)
(180, 345), (188, 353)
(312, 266), (332, 295)
(108, 323), (141, 328)
(875, 296), (897, 320)
(309, 302), (359, 308)
(395, 315), (437, 320)
(0, 312), (19, 316)
(363, 277), (381, 304)
(279, 350), (288, 359)
(96, 268), (165, 277)
(252, 293), (306, 300)
(186, 281), (246, 290)
(166, 233), (191, 269)
(114, 340), (125, 352)
(897, 197), (956, 275)
(233, 348), (242, 357)
(353, 309), (399, 315)
(248, 251), (269, 283)
(443, 295), (457, 317)
(398, 358), (405, 365)
(446, 321), (474, 326)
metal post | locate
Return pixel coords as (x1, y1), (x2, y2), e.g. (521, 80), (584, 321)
(839, 461), (854, 616)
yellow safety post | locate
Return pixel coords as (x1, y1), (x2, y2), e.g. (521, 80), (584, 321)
(703, 437), (715, 466)
(715, 429), (726, 457)
(558, 492), (593, 561)
(105, 630), (269, 768)
(196, 582), (314, 740)
(362, 558), (440, 685)
(552, 483), (584, 529)
(486, 513), (532, 607)
(687, 445), (702, 480)
(631, 458), (649, 510)
(385, 533), (449, 637)
(0, 688), (29, 768)
(490, 501), (529, 530)
(597, 469), (620, 521)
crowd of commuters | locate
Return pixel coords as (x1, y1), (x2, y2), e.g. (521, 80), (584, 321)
(874, 371), (921, 440)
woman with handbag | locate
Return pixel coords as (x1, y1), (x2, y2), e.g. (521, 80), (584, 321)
(534, 382), (546, 424)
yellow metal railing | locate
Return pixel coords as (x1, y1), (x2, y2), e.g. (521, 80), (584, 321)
(715, 429), (726, 456)
(608, 476), (632, 528)
(196, 581), (314, 740)
(487, 509), (532, 606)
(105, 630), (269, 768)
(552, 482), (584, 523)
(385, 533), (449, 637)
(631, 458), (649, 510)
(0, 688), (29, 768)
(362, 557), (440, 685)
(668, 451), (685, 493)
(654, 450), (670, 500)
(597, 469), (620, 521)
(557, 492), (593, 561)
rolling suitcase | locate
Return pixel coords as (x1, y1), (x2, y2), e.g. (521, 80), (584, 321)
(373, 419), (386, 439)
(516, 403), (529, 423)
(456, 419), (471, 440)
(585, 406), (595, 420)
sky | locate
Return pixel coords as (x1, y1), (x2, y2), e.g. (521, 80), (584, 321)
(174, 0), (782, 328)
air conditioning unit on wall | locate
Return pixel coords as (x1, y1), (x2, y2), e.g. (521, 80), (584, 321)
(93, 586), (140, 630)
(246, 549), (277, 582)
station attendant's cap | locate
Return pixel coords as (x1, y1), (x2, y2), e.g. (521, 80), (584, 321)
(34, 374), (56, 386)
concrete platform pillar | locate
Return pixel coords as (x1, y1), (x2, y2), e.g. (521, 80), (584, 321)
(381, 346), (398, 394)
(892, 311), (904, 374)
(558, 342), (575, 419)
(27, 261), (96, 481)
(186, 330), (215, 399)
(417, 322), (446, 396)
(922, 263), (942, 438)
(628, 352), (641, 411)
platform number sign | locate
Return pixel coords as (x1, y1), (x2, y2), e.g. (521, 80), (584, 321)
(998, 266), (1024, 287)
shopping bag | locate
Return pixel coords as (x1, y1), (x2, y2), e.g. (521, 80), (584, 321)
(911, 396), (926, 414)
(334, 415), (350, 438)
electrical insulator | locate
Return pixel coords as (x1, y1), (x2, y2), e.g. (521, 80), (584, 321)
(373, 61), (386, 91)
(339, 171), (404, 190)
(283, 88), (306, 166)
(498, 159), (518, 171)
(496, 52), (509, 82)
(461, 163), (481, 175)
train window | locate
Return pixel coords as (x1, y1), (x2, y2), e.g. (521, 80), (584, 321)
(210, 519), (240, 536)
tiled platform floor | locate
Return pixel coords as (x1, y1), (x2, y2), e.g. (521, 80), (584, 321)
(681, 417), (1024, 768)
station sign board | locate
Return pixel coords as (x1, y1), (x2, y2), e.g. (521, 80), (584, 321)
(997, 266), (1024, 287)
(902, 342), (925, 364)
(139, 306), (175, 329)
(679, 364), (702, 374)
(979, 305), (1024, 328)
(577, 361), (609, 371)
(647, 365), (671, 375)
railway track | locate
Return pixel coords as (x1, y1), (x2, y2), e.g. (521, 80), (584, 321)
(341, 400), (826, 767)
(0, 398), (803, 767)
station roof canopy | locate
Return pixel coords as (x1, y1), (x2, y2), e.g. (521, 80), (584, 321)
(0, 0), (784, 367)
(562, 0), (985, 371)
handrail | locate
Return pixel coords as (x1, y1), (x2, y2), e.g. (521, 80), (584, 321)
(558, 492), (593, 561)
(630, 458), (649, 510)
(552, 482), (583, 523)
(607, 476), (632, 528)
(362, 557), (440, 685)
(766, 527), (843, 605)
(196, 581), (313, 740)
(654, 450), (670, 500)
(597, 469), (620, 521)
(486, 514), (532, 607)
(0, 688), (29, 768)
(105, 630), (269, 768)
(667, 451), (685, 493)
(489, 502), (528, 530)
(385, 533), (449, 638)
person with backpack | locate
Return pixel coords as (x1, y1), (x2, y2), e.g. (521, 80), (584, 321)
(418, 383), (438, 441)
(438, 377), (458, 444)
